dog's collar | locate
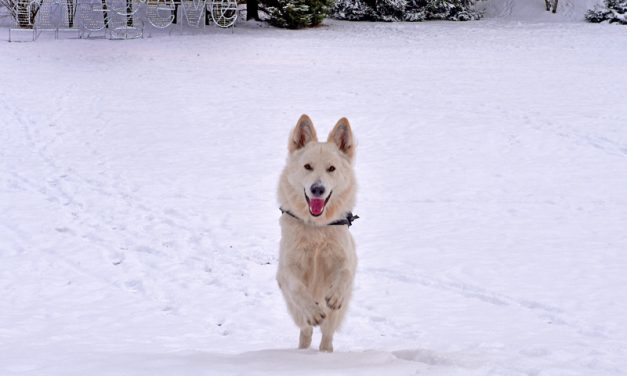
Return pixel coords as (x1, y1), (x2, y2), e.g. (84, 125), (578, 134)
(280, 208), (359, 228)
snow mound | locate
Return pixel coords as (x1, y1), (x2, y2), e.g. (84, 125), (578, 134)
(11, 348), (485, 376)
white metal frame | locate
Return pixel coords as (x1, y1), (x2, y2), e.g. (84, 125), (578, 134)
(145, 0), (174, 33)
(7, 0), (237, 41)
(76, 0), (109, 38)
(107, 0), (143, 39)
(57, 0), (81, 38)
(33, 0), (61, 39)
(180, 0), (205, 28)
(8, 0), (36, 41)
(208, 0), (236, 28)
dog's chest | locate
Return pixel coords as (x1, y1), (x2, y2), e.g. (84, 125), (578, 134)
(294, 245), (332, 288)
(290, 229), (345, 277)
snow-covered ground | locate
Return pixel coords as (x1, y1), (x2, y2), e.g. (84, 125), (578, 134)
(479, 0), (600, 22)
(2, 0), (627, 374)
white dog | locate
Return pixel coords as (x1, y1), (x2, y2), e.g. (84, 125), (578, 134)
(276, 114), (358, 352)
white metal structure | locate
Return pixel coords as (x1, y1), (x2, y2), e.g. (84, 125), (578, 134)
(0, 2), (12, 21)
(57, 0), (80, 38)
(107, 0), (143, 39)
(145, 0), (175, 32)
(8, 0), (36, 41)
(32, 0), (61, 39)
(208, 0), (236, 28)
(180, 0), (205, 28)
(7, 0), (236, 41)
(76, 0), (109, 38)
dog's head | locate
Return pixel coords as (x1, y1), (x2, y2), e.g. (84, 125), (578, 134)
(278, 114), (357, 224)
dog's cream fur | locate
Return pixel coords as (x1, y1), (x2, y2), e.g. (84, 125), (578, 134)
(276, 115), (358, 353)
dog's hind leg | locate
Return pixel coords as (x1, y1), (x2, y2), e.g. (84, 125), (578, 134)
(319, 311), (342, 352)
(319, 324), (334, 352)
(299, 326), (313, 349)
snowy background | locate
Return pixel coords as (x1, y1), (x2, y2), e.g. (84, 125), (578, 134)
(1, 0), (627, 374)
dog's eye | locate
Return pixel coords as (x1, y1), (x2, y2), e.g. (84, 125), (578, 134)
(327, 166), (336, 173)
(304, 164), (313, 171)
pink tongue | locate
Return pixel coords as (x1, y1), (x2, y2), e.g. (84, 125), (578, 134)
(309, 198), (325, 216)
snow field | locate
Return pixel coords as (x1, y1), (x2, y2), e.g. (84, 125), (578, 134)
(1, 3), (627, 375)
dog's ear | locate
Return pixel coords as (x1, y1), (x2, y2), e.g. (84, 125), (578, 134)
(327, 117), (355, 160)
(289, 114), (318, 153)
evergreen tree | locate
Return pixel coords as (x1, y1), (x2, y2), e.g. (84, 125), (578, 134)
(262, 0), (334, 28)
(416, 0), (479, 21)
(333, 0), (480, 22)
(586, 0), (627, 24)
(333, 0), (378, 20)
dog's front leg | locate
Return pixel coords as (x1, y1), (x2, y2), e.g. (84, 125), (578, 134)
(277, 270), (326, 327)
(325, 268), (353, 311)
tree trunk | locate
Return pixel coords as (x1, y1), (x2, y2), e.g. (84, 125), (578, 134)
(101, 0), (109, 27)
(247, 0), (259, 20)
(66, 0), (75, 27)
(126, 0), (132, 26)
(17, 0), (33, 27)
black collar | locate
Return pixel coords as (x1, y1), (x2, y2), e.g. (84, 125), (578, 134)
(280, 208), (359, 227)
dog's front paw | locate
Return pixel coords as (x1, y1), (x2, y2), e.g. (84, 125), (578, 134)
(325, 289), (344, 310)
(304, 302), (326, 326)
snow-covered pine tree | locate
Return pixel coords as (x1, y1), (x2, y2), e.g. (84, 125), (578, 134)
(377, 0), (408, 21)
(586, 0), (627, 24)
(413, 0), (480, 21)
(332, 0), (480, 22)
(262, 0), (334, 28)
(333, 0), (378, 20)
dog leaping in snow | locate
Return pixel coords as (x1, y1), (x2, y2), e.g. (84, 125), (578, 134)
(276, 114), (358, 353)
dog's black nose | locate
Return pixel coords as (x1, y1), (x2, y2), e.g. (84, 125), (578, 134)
(310, 183), (326, 197)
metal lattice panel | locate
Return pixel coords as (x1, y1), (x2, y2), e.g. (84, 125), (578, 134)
(33, 0), (60, 38)
(180, 0), (205, 27)
(9, 0), (36, 41)
(146, 0), (174, 29)
(77, 1), (108, 36)
(209, 0), (236, 28)
(107, 0), (143, 39)
(9, 0), (237, 41)
(57, 0), (80, 37)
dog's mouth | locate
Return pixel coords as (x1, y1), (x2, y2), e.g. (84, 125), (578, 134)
(304, 190), (332, 217)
